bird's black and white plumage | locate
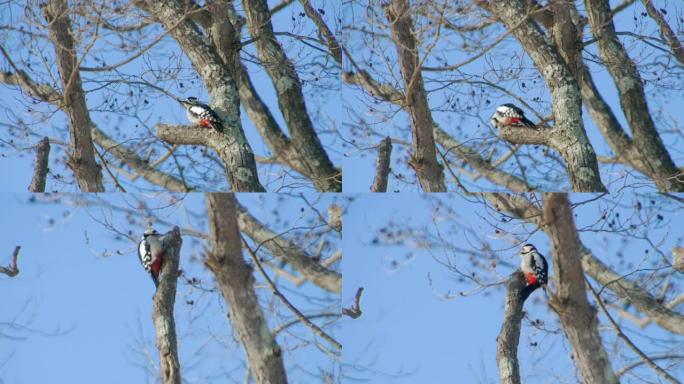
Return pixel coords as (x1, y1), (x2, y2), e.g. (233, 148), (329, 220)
(180, 97), (223, 132)
(491, 103), (536, 129)
(519, 243), (548, 300)
(138, 228), (164, 288)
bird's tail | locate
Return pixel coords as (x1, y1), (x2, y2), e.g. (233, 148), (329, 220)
(211, 121), (224, 133)
(521, 283), (540, 302)
(522, 116), (536, 128)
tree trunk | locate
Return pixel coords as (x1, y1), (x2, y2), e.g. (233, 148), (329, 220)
(384, 0), (446, 192)
(43, 0), (104, 191)
(242, 0), (341, 192)
(152, 227), (183, 384)
(496, 271), (526, 384)
(542, 194), (617, 384)
(205, 193), (288, 384)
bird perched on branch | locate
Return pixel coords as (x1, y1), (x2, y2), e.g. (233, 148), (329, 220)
(519, 243), (548, 301)
(180, 97), (223, 132)
(491, 103), (536, 129)
(138, 228), (164, 288)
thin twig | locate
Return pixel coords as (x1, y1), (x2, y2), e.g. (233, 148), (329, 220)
(0, 246), (21, 277)
(342, 287), (364, 319)
(588, 279), (681, 384)
(241, 236), (342, 350)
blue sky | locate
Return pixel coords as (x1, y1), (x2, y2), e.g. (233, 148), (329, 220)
(0, 193), (341, 384)
(341, 193), (683, 383)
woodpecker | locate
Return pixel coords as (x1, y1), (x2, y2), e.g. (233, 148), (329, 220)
(138, 228), (164, 288)
(491, 103), (536, 129)
(519, 243), (548, 300)
(180, 97), (223, 132)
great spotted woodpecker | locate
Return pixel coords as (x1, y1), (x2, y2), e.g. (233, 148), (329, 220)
(519, 243), (548, 300)
(490, 103), (536, 129)
(180, 97), (223, 132)
(138, 228), (164, 288)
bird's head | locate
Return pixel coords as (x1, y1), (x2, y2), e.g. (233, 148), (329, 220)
(491, 104), (523, 128)
(520, 243), (537, 255)
(491, 105), (510, 127)
(490, 111), (502, 127)
(180, 97), (198, 107)
(143, 228), (160, 238)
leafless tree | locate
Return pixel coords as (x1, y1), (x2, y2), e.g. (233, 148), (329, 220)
(361, 192), (683, 383)
(25, 193), (342, 383)
(342, 0), (683, 192)
(1, 1), (341, 192)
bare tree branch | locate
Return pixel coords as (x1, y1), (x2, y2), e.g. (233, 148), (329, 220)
(496, 271), (526, 384)
(343, 48), (534, 192)
(152, 227), (183, 384)
(299, 0), (342, 64)
(0, 246), (21, 277)
(242, 237), (341, 350)
(205, 193), (288, 384)
(236, 204), (341, 293)
(242, 0), (341, 192)
(42, 0), (104, 191)
(0, 70), (193, 192)
(584, 0), (683, 191)
(484, 1), (606, 192)
(143, 0), (264, 192)
(581, 247), (684, 335)
(328, 204), (342, 233)
(342, 287), (364, 319)
(384, 0), (446, 192)
(674, 247), (684, 273)
(542, 193), (617, 383)
(641, 0), (684, 67)
(371, 137), (393, 192)
(617, 354), (684, 378)
(29, 137), (50, 192)
(486, 193), (684, 337)
(588, 281), (681, 384)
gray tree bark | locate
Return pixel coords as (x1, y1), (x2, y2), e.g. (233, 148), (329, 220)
(29, 137), (50, 193)
(178, 1), (342, 192)
(484, 1), (606, 192)
(371, 137), (393, 192)
(205, 193), (288, 384)
(0, 70), (194, 192)
(542, 194), (617, 384)
(152, 227), (183, 384)
(485, 193), (684, 337)
(42, 0), (104, 192)
(242, 0), (341, 192)
(236, 204), (341, 294)
(143, 0), (264, 192)
(343, 59), (534, 192)
(496, 271), (526, 384)
(584, 0), (683, 191)
(384, 0), (446, 192)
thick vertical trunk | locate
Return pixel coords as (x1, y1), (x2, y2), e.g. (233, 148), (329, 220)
(43, 0), (104, 191)
(151, 227), (183, 384)
(385, 0), (446, 192)
(205, 193), (288, 384)
(542, 194), (617, 384)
